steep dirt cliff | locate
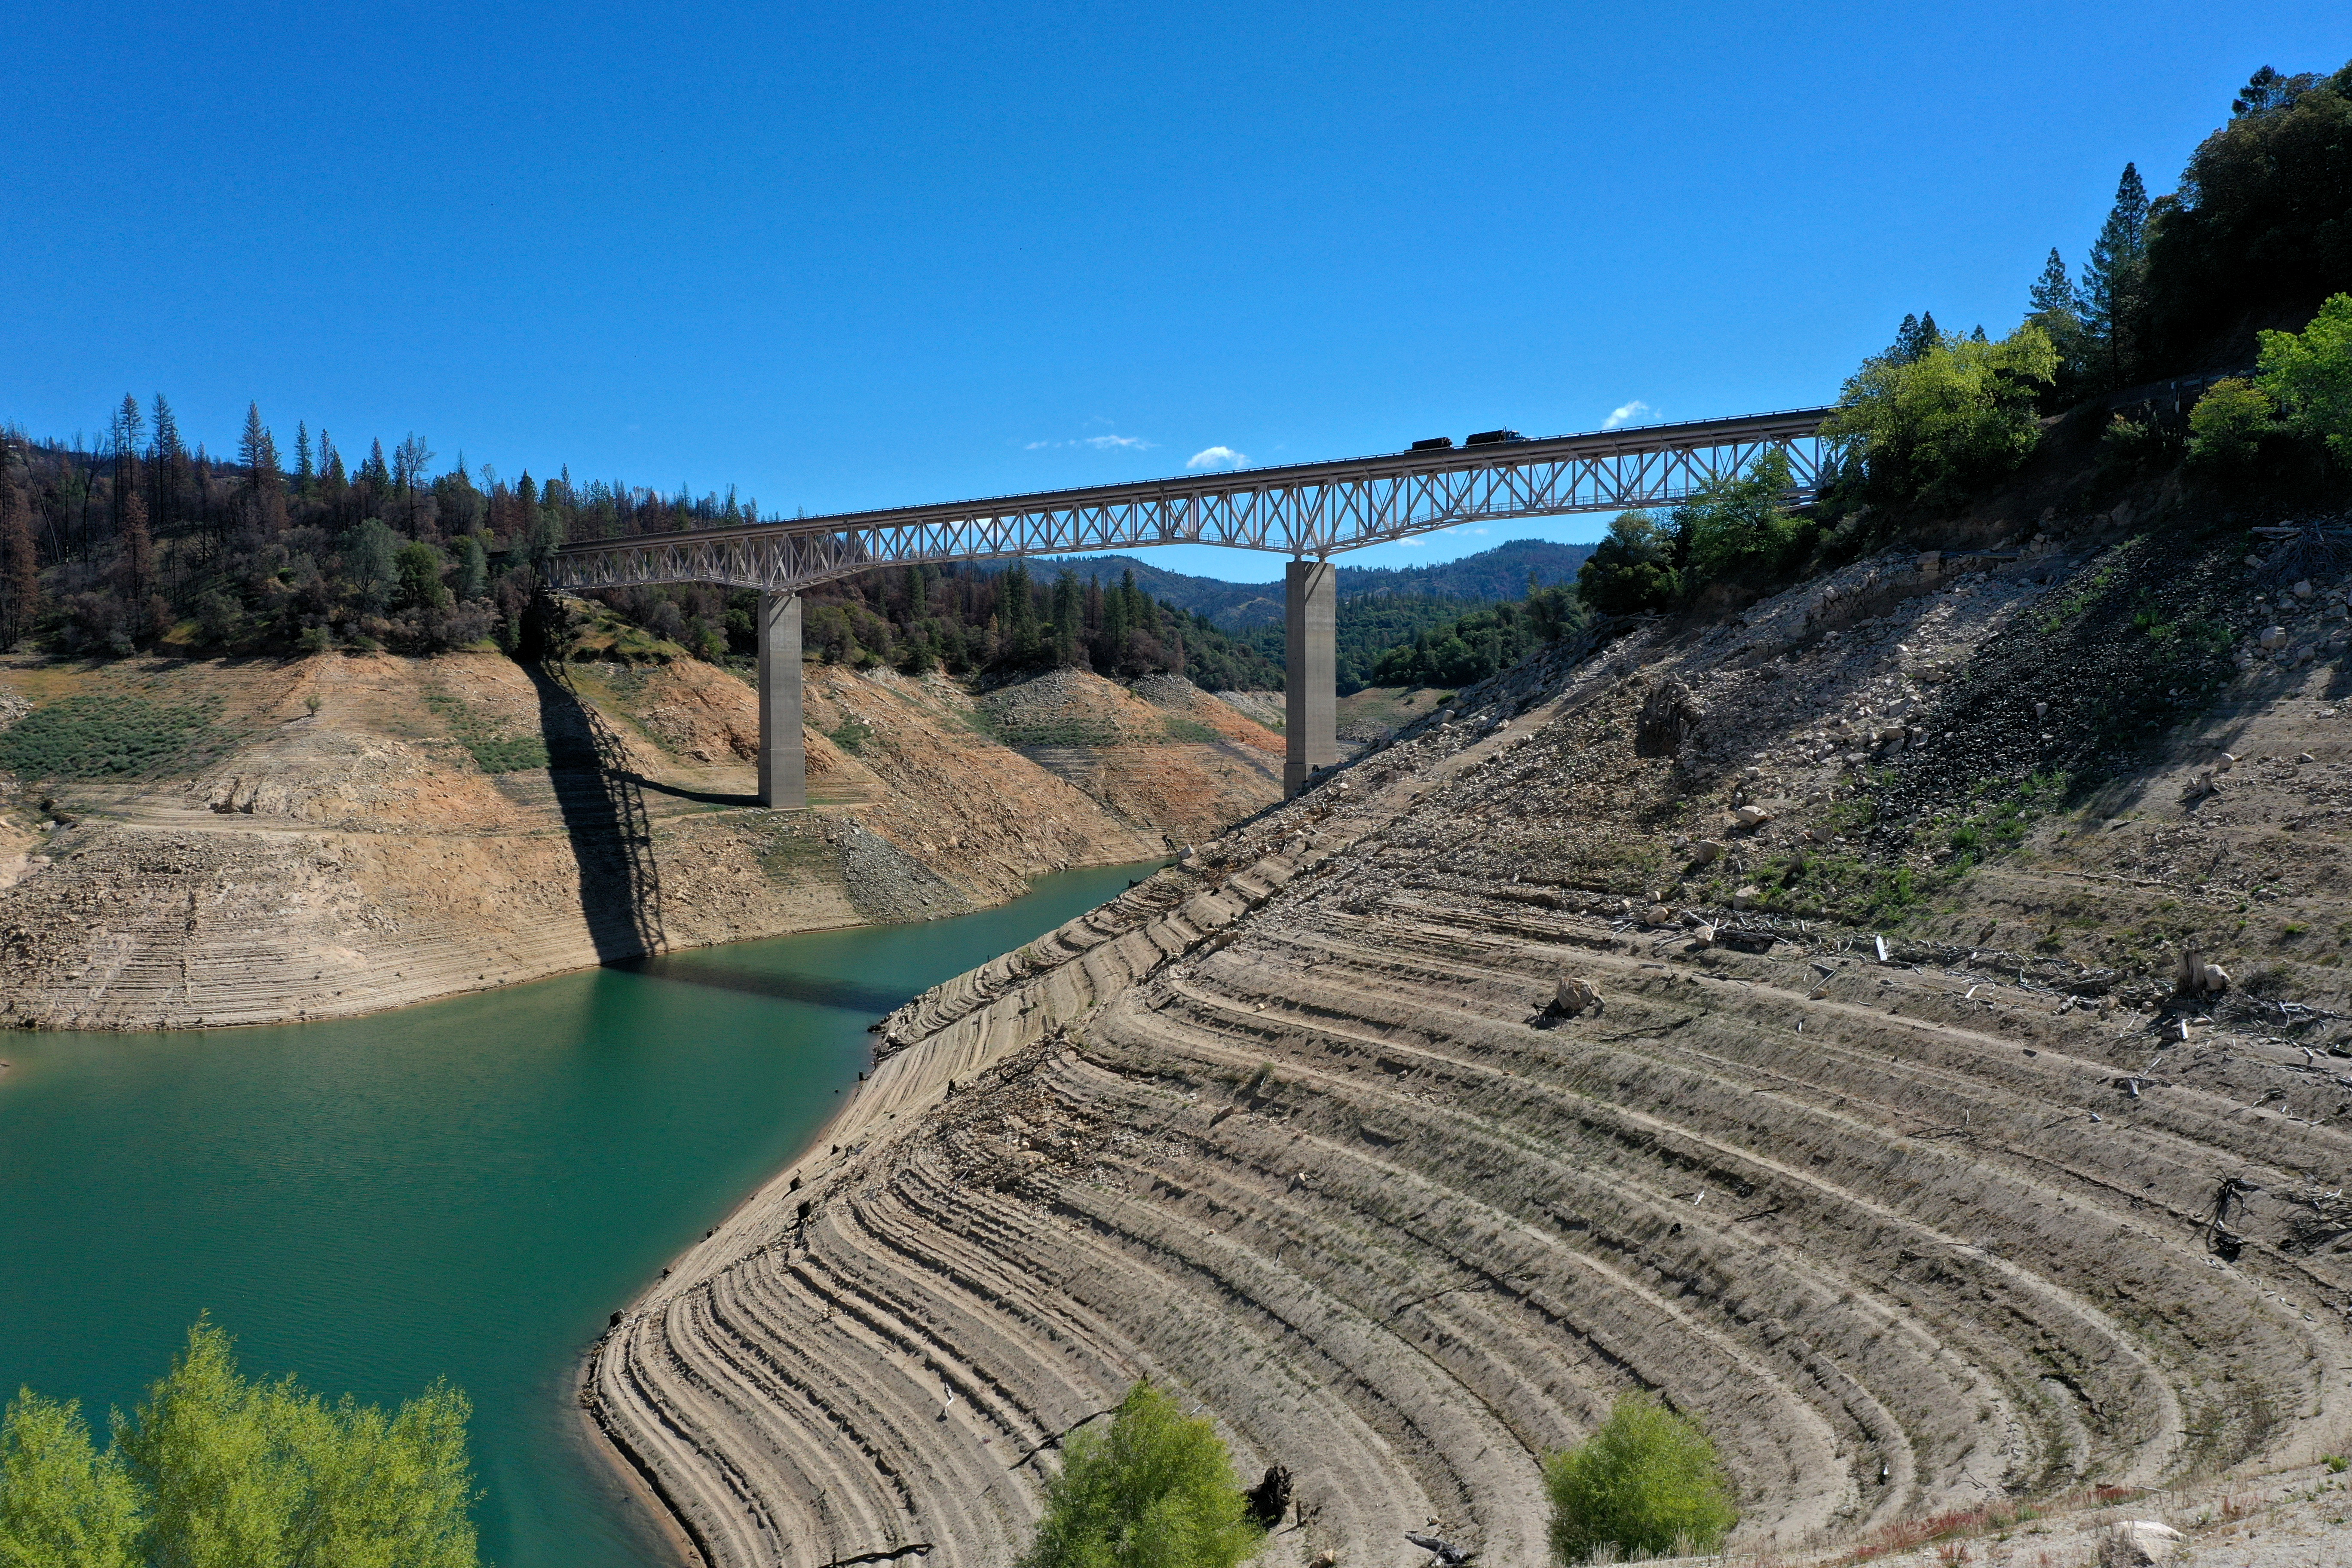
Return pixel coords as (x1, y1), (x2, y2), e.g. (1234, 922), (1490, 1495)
(0, 649), (1282, 1029)
(588, 524), (2352, 1568)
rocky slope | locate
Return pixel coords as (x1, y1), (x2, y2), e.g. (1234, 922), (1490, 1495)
(587, 521), (2352, 1568)
(0, 646), (1282, 1029)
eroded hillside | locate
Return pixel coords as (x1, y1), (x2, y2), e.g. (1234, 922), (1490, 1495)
(0, 636), (1283, 1029)
(589, 520), (2352, 1568)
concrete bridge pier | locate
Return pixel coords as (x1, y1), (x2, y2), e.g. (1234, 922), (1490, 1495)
(757, 590), (807, 809)
(1283, 558), (1338, 797)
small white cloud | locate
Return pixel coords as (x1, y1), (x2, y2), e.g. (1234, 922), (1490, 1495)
(1186, 445), (1249, 470)
(1024, 440), (1052, 450)
(1396, 537), (1426, 548)
(1470, 527), (1488, 535)
(1603, 400), (1654, 430)
(1082, 434), (1154, 451)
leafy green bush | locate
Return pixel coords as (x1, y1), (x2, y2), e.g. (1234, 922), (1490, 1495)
(2187, 378), (2276, 473)
(0, 693), (220, 779)
(829, 717), (875, 755)
(1018, 1380), (1263, 1568)
(1819, 323), (2058, 511)
(1544, 1391), (1737, 1564)
(1675, 449), (1810, 590)
(0, 1319), (479, 1568)
(2256, 291), (2352, 466)
(1575, 511), (1679, 615)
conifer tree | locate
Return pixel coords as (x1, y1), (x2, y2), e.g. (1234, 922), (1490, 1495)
(150, 394), (183, 533)
(2077, 163), (2149, 386)
(239, 403), (281, 492)
(295, 422), (315, 487)
(2027, 248), (2073, 317)
(150, 394), (180, 464)
(111, 395), (144, 534)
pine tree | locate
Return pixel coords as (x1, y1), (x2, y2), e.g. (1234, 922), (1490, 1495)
(2027, 248), (2073, 317)
(150, 394), (184, 533)
(150, 394), (181, 463)
(2077, 163), (2149, 387)
(238, 403), (281, 492)
(295, 423), (315, 487)
(1889, 312), (1940, 364)
(112, 395), (144, 534)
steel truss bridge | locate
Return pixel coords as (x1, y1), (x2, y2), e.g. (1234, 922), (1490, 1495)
(549, 407), (1831, 594)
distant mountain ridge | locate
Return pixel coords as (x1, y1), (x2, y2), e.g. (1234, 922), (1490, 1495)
(1039, 539), (1596, 629)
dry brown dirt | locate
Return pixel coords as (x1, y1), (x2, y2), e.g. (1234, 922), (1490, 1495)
(586, 533), (2352, 1568)
(0, 649), (1282, 1029)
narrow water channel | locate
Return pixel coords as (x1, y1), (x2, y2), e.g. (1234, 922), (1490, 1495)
(0, 861), (1158, 1567)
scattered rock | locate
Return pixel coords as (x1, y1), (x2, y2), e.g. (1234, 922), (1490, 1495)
(1553, 975), (1600, 1015)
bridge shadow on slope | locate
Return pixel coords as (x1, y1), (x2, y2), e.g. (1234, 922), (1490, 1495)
(606, 957), (909, 1015)
(629, 776), (762, 808)
(528, 662), (668, 963)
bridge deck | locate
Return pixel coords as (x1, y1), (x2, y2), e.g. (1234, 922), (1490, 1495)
(551, 406), (1831, 594)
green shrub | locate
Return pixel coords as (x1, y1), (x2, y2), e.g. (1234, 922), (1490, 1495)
(0, 1319), (479, 1568)
(1575, 510), (1679, 615)
(1544, 1392), (1737, 1563)
(1674, 449), (1809, 590)
(1018, 1380), (1263, 1568)
(1820, 322), (2058, 511)
(2187, 377), (2277, 473)
(2256, 291), (2352, 466)
(829, 717), (875, 755)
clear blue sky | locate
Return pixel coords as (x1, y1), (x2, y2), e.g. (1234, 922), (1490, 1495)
(6, 2), (2346, 580)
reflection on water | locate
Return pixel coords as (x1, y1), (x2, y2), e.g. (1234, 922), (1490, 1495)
(0, 861), (1158, 1568)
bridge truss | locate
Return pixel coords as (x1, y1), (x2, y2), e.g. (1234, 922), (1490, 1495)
(549, 407), (1831, 594)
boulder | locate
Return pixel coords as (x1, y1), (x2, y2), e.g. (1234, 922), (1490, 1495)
(2096, 1519), (2182, 1566)
(2262, 625), (2289, 649)
(1734, 804), (1771, 829)
(1643, 904), (1674, 926)
(1687, 839), (1725, 867)
(1553, 976), (1600, 1015)
(1732, 885), (1761, 910)
(2294, 579), (2315, 600)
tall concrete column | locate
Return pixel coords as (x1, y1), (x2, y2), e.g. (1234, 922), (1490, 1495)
(1283, 557), (1338, 797)
(756, 590), (807, 809)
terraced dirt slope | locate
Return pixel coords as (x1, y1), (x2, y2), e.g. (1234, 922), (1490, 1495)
(0, 649), (1280, 1029)
(589, 530), (2352, 1568)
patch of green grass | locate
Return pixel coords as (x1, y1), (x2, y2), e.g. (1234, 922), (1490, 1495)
(977, 714), (1126, 748)
(0, 692), (223, 779)
(1162, 717), (1223, 743)
(829, 717), (874, 756)
(422, 686), (549, 774)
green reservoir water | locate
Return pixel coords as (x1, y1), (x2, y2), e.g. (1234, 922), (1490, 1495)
(0, 861), (1155, 1567)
